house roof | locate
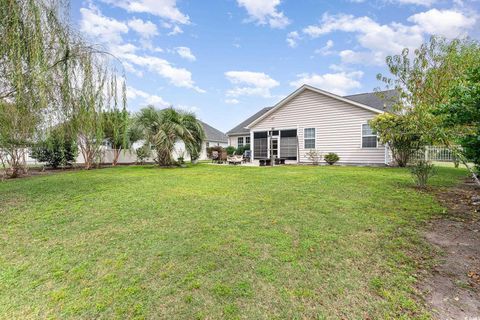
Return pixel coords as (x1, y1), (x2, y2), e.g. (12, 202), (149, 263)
(344, 89), (398, 112)
(226, 85), (399, 135)
(247, 85), (393, 129)
(226, 107), (274, 136)
(200, 121), (228, 143)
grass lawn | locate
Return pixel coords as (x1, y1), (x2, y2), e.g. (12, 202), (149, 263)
(0, 164), (467, 319)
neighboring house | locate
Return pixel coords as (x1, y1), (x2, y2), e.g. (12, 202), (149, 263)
(172, 120), (228, 161)
(226, 84), (398, 165)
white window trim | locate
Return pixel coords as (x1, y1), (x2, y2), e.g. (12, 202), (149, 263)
(304, 128), (316, 149)
(361, 123), (378, 149)
(238, 137), (244, 147)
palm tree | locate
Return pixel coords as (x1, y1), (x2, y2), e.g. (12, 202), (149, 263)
(135, 106), (205, 166)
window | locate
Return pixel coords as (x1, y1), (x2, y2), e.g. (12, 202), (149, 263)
(245, 136), (250, 145)
(304, 128), (315, 149)
(238, 137), (244, 147)
(362, 124), (377, 148)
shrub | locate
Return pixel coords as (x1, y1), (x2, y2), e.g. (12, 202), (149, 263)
(30, 132), (77, 169)
(226, 146), (236, 156)
(135, 145), (151, 164)
(369, 113), (422, 167)
(236, 144), (250, 155)
(324, 153), (340, 165)
(306, 150), (321, 165)
(207, 146), (224, 159)
(410, 160), (436, 188)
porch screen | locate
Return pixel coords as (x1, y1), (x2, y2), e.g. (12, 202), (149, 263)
(253, 132), (268, 159)
(280, 130), (297, 160)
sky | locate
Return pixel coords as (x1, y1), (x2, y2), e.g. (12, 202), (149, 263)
(71, 0), (480, 132)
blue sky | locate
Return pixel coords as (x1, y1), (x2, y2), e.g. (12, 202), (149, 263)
(72, 0), (479, 132)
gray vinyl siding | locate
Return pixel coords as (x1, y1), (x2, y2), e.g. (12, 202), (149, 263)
(250, 89), (386, 164)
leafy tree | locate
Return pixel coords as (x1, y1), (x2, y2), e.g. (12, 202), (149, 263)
(135, 107), (205, 166)
(60, 49), (126, 170)
(369, 113), (422, 167)
(439, 66), (480, 173)
(377, 36), (480, 185)
(0, 0), (72, 177)
(103, 106), (129, 166)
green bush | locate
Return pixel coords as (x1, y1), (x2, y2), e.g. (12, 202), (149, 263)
(135, 145), (151, 164)
(30, 132), (77, 168)
(410, 160), (436, 188)
(225, 146), (236, 156)
(235, 144), (250, 155)
(324, 153), (340, 165)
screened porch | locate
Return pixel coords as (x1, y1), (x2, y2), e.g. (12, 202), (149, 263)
(253, 129), (298, 161)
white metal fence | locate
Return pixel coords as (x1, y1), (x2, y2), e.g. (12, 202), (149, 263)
(411, 146), (458, 162)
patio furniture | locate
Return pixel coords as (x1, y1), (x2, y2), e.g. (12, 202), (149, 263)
(228, 155), (243, 165)
(259, 158), (271, 166)
(243, 150), (251, 163)
(275, 158), (286, 165)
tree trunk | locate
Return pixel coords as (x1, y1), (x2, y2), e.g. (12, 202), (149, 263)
(112, 148), (121, 166)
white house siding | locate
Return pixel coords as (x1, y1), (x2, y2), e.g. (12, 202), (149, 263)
(228, 135), (250, 148)
(249, 89), (386, 165)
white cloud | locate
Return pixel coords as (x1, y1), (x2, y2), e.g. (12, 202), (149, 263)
(286, 31), (300, 48)
(167, 24), (183, 36)
(80, 6), (203, 93)
(236, 0), (290, 28)
(391, 0), (437, 6)
(127, 86), (170, 107)
(408, 9), (476, 38)
(225, 99), (240, 104)
(121, 53), (204, 92)
(289, 71), (364, 96)
(177, 105), (200, 113)
(301, 9), (476, 66)
(315, 39), (334, 55)
(225, 71), (280, 98)
(101, 0), (190, 25)
(127, 18), (158, 38)
(80, 7), (128, 44)
(175, 47), (196, 61)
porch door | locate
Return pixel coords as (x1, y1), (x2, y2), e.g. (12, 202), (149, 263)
(271, 138), (279, 158)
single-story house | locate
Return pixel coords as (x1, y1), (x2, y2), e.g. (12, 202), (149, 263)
(226, 84), (398, 165)
(171, 120), (228, 161)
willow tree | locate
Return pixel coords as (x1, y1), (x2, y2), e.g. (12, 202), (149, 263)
(0, 0), (72, 177)
(58, 47), (127, 170)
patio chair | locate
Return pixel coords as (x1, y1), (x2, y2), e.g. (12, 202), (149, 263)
(228, 155), (243, 165)
(243, 150), (251, 163)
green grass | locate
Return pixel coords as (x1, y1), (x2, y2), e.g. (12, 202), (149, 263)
(0, 164), (467, 319)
